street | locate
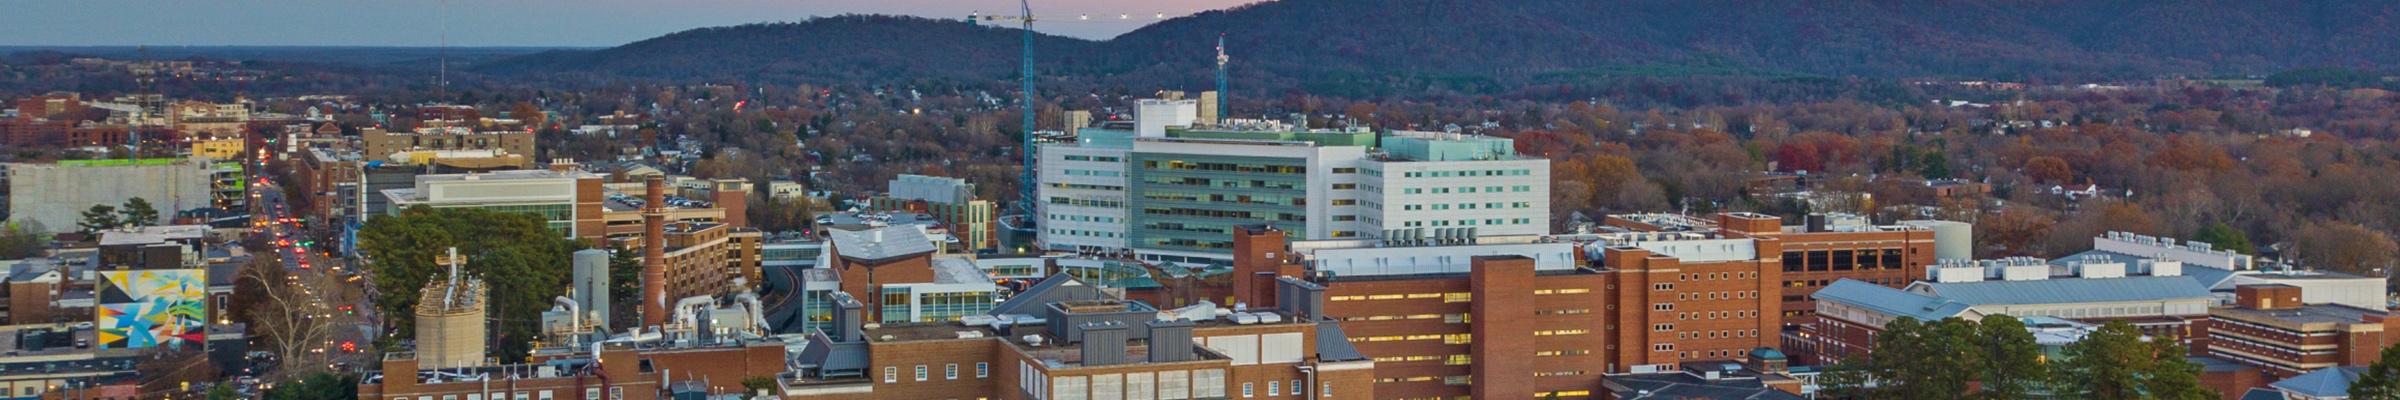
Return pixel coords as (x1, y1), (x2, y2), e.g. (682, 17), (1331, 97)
(243, 147), (377, 376)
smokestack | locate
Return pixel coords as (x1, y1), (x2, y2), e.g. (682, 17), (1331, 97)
(640, 174), (670, 327)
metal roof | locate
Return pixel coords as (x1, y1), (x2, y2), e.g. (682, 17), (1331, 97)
(826, 226), (937, 262)
(2271, 366), (2365, 398)
(1811, 279), (1973, 321)
(2238, 388), (2286, 400)
(1909, 275), (2211, 305)
(1313, 323), (1370, 363)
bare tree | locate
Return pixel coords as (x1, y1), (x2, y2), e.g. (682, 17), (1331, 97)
(236, 255), (360, 380)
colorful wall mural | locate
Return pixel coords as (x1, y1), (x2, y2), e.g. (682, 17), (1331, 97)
(96, 269), (208, 350)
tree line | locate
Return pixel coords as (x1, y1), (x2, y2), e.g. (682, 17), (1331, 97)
(1819, 315), (2211, 400)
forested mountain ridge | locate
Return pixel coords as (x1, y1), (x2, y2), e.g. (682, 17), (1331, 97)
(474, 15), (1105, 83)
(478, 0), (2400, 88)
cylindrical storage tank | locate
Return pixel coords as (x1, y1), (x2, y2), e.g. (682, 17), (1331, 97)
(572, 249), (612, 328)
(1901, 220), (1974, 262)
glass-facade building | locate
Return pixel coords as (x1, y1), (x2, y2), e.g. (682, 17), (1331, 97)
(1128, 152), (1312, 255)
(878, 284), (999, 324)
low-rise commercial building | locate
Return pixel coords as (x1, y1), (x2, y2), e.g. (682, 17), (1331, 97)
(2197, 284), (2400, 380)
(777, 271), (1377, 400)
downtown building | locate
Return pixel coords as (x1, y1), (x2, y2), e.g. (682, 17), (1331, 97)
(1797, 256), (2217, 366)
(1599, 212), (1950, 329)
(2196, 284), (2400, 380)
(869, 174), (1001, 252)
(1224, 221), (1809, 399)
(1035, 99), (1548, 266)
(773, 270), (1379, 400)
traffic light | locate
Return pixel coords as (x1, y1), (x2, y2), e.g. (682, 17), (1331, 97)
(340, 341), (356, 352)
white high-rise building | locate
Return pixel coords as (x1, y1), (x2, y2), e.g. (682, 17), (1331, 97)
(1035, 100), (1550, 265)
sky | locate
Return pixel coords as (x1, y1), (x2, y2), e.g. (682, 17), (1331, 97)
(0, 0), (1261, 47)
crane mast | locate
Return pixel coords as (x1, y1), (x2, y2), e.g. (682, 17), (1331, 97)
(1019, 0), (1038, 218)
(1216, 33), (1230, 125)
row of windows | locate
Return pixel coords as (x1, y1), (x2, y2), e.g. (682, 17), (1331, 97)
(1677, 291), (1758, 301)
(1350, 333), (1474, 344)
(388, 391), (566, 400)
(1397, 202), (1534, 211)
(1046, 213), (1119, 223)
(1684, 348), (1756, 360)
(1396, 217), (1535, 228)
(1678, 310), (1759, 320)
(1399, 169), (1534, 178)
(1062, 155), (1122, 162)
(883, 362), (989, 383)
(1683, 271), (1758, 281)
(1677, 329), (1760, 340)
(1047, 229), (1119, 238)
(1336, 313), (1469, 323)
(1047, 196), (1124, 208)
(1142, 160), (1306, 174)
(1328, 292), (1473, 303)
(1397, 185), (1536, 195)
(1782, 249), (1909, 273)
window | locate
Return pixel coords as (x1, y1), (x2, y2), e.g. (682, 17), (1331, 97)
(886, 367), (899, 383)
(1162, 370), (1192, 400)
(947, 363), (960, 380)
(916, 365), (930, 381)
(1322, 383), (1332, 398)
(1243, 382), (1256, 398)
(1193, 369), (1227, 399)
(977, 362), (990, 378)
(1291, 380), (1304, 396)
(1056, 376), (1090, 400)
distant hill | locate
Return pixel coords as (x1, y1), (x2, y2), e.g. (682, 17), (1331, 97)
(478, 1), (2400, 89)
(475, 15), (1103, 83)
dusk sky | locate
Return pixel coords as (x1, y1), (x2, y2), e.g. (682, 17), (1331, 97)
(0, 0), (1262, 47)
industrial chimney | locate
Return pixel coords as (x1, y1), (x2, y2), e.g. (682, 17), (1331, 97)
(640, 174), (670, 327)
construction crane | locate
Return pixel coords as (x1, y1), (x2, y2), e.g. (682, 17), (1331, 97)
(967, 2), (1166, 233)
(1217, 33), (1230, 126)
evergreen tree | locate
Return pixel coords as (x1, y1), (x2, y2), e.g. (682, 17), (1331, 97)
(1973, 315), (2049, 399)
(2054, 321), (2152, 399)
(118, 197), (161, 228)
(2353, 345), (2400, 400)
(2144, 340), (2215, 400)
(1920, 151), (1953, 179)
(77, 204), (119, 234)
(2192, 222), (2254, 255)
(1863, 317), (1985, 399)
(356, 206), (577, 360)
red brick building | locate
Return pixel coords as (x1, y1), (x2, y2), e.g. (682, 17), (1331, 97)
(2195, 284), (2400, 380)
(1605, 213), (1938, 327)
(1227, 223), (1795, 399)
(778, 271), (1378, 400)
